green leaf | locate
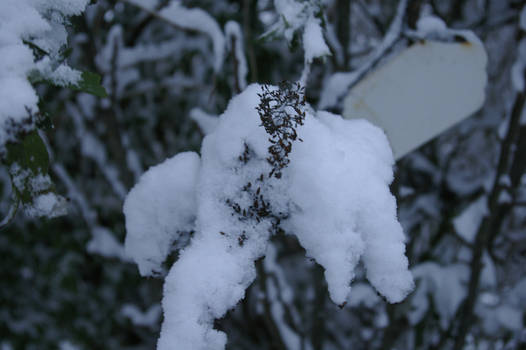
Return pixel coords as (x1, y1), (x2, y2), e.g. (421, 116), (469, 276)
(6, 131), (49, 176)
(29, 70), (108, 98)
(5, 131), (50, 204)
(73, 71), (108, 98)
(4, 130), (67, 219)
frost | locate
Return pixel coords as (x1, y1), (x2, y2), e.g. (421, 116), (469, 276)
(124, 84), (413, 349)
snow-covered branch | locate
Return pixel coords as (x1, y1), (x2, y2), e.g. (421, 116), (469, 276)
(124, 83), (413, 349)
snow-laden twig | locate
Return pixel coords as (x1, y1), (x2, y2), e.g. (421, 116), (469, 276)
(66, 102), (127, 200)
(190, 108), (219, 135)
(299, 17), (330, 86)
(225, 21), (248, 92)
(0, 197), (19, 230)
(0, 0), (88, 150)
(122, 0), (225, 72)
(125, 84), (414, 349)
(324, 0), (408, 109)
(53, 163), (129, 261)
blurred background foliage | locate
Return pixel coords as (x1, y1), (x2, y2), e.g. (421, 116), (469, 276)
(1, 0), (526, 349)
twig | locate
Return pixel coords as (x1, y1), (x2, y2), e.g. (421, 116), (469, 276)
(333, 0), (409, 108)
(0, 196), (19, 230)
(451, 72), (526, 350)
(243, 0), (258, 82)
(230, 35), (241, 93)
(356, 0), (386, 35)
(256, 259), (289, 350)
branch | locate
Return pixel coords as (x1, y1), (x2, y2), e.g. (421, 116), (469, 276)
(333, 0), (409, 108)
(255, 259), (289, 350)
(226, 21), (248, 93)
(451, 73), (526, 350)
(0, 196), (19, 230)
(121, 0), (225, 72)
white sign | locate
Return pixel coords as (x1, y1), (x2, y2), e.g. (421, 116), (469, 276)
(343, 36), (488, 159)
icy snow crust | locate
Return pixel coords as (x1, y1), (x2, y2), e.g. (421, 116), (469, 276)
(124, 84), (414, 350)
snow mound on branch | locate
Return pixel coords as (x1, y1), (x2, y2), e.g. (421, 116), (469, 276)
(124, 84), (413, 350)
(285, 111), (413, 304)
(303, 17), (330, 64)
(124, 152), (200, 276)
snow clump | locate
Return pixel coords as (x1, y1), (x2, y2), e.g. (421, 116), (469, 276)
(124, 83), (414, 350)
(0, 0), (89, 150)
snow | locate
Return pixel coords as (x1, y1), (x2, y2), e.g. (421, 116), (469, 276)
(495, 305), (523, 331)
(416, 16), (447, 36)
(9, 163), (68, 218)
(121, 304), (162, 328)
(58, 341), (80, 350)
(0, 0), (88, 150)
(453, 195), (488, 243)
(511, 38), (526, 92)
(124, 152), (200, 276)
(410, 263), (469, 328)
(67, 102), (128, 200)
(272, 0), (309, 42)
(190, 108), (219, 135)
(35, 60), (82, 87)
(52, 162), (129, 261)
(124, 84), (413, 349)
(285, 111), (414, 304)
(303, 17), (330, 64)
(159, 2), (225, 72)
(267, 0), (330, 84)
(123, 1), (224, 72)
(346, 283), (381, 308)
(318, 71), (357, 109)
(225, 21), (248, 90)
(86, 226), (129, 261)
(264, 245), (302, 350)
(26, 192), (67, 218)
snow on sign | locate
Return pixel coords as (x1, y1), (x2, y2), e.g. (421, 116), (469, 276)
(343, 34), (488, 159)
